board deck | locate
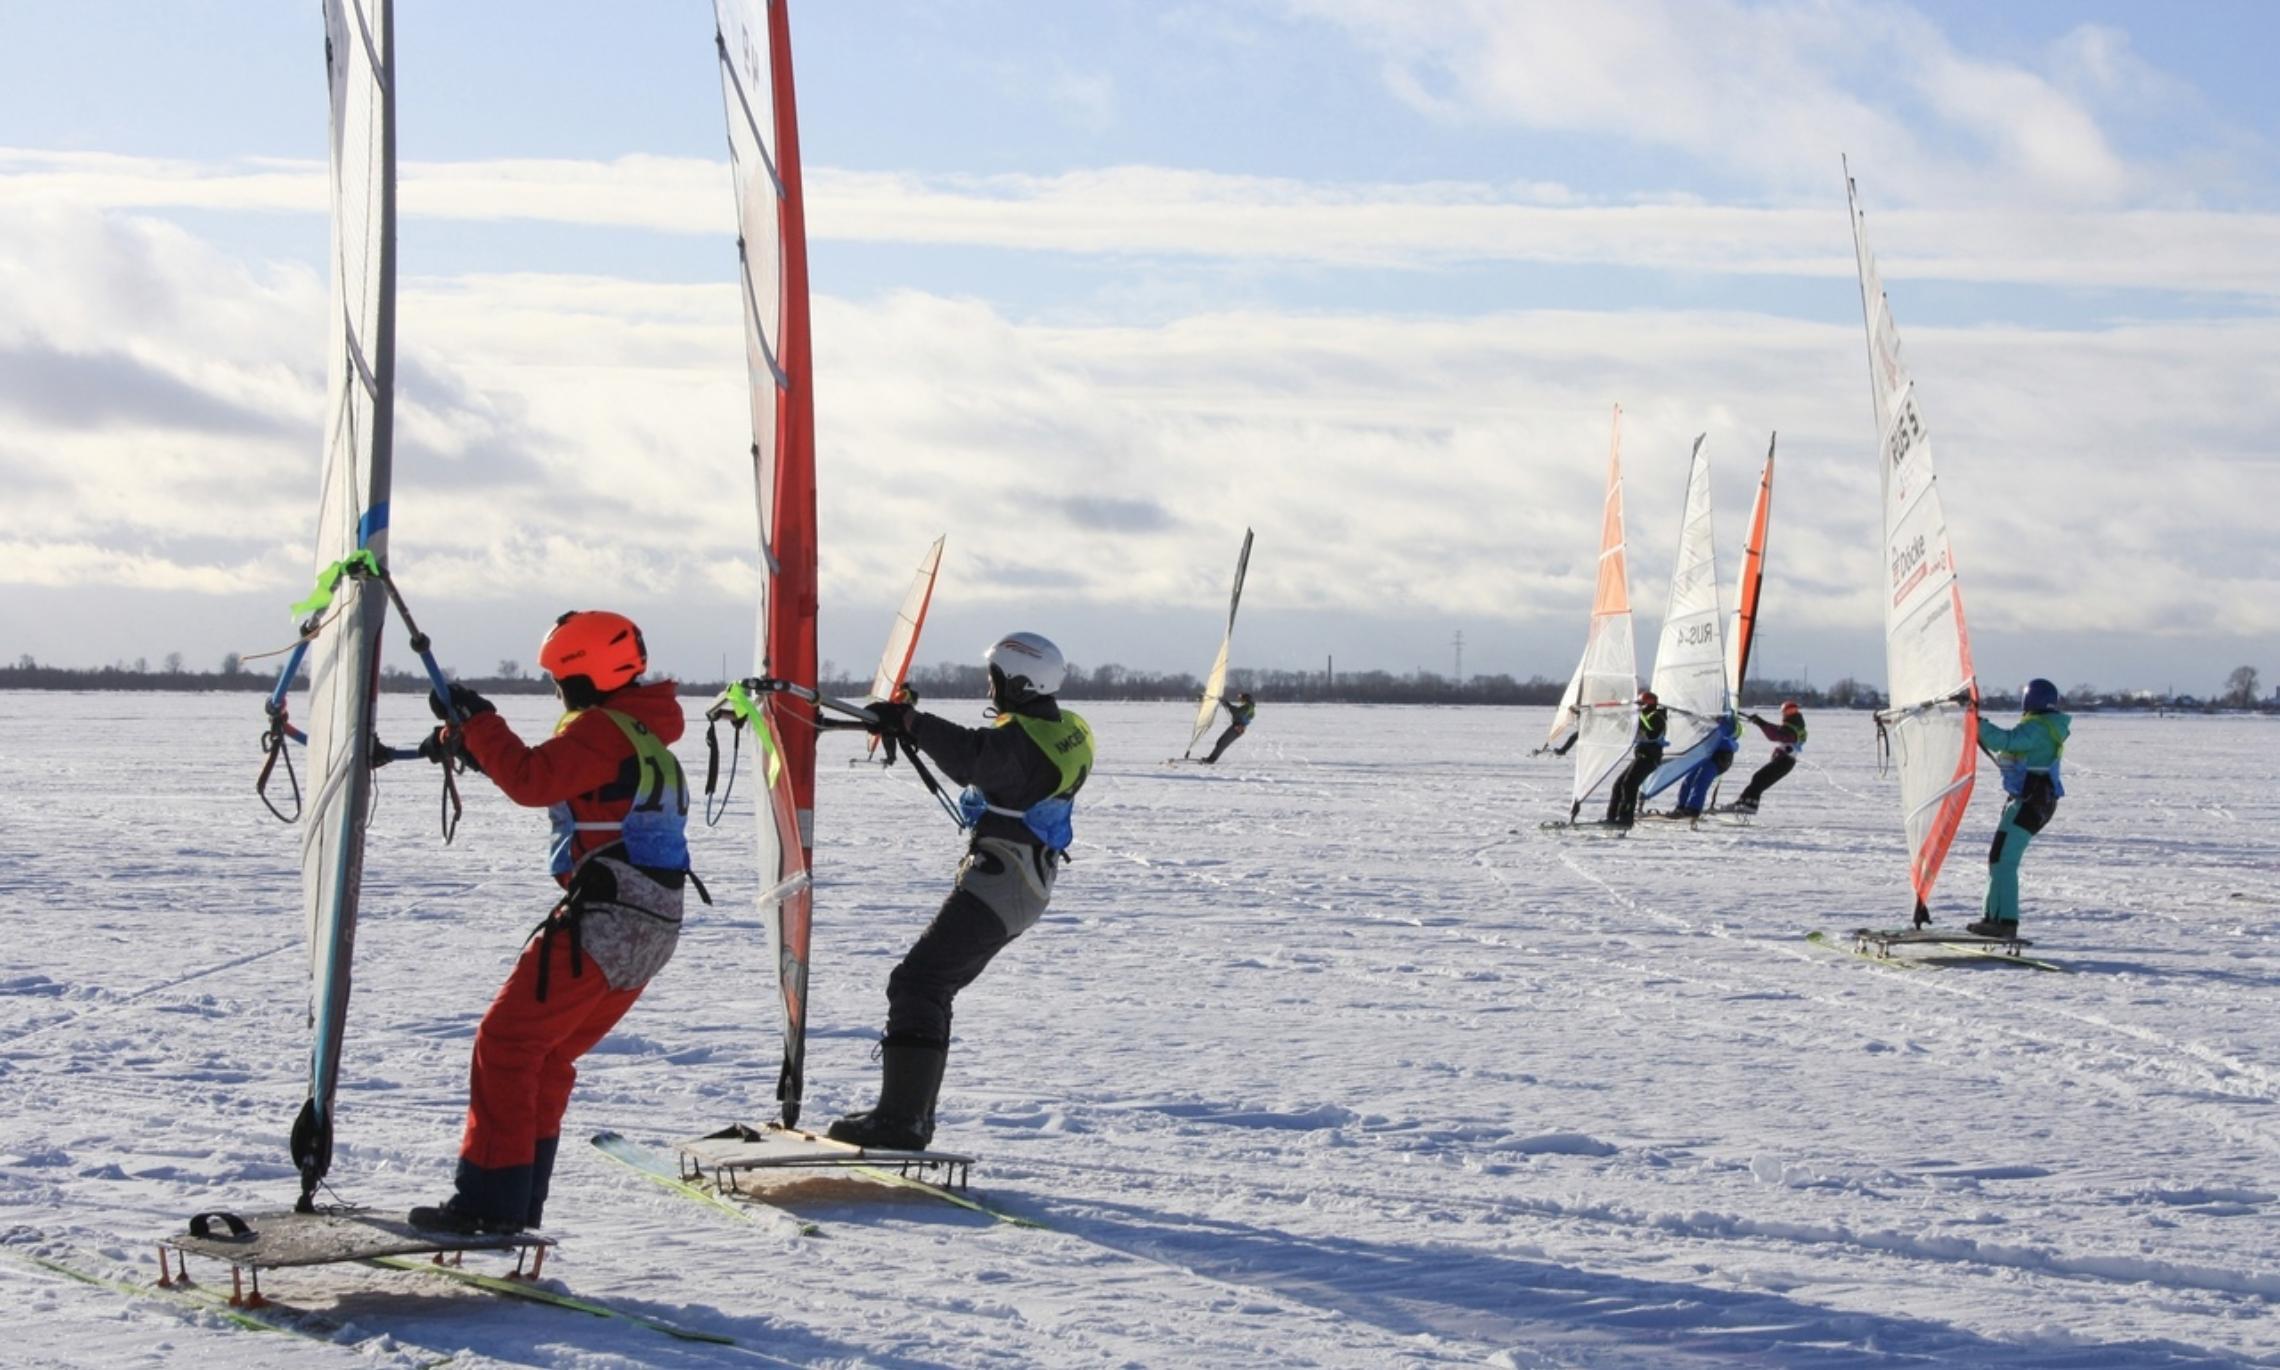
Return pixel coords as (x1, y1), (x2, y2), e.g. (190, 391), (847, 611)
(162, 1208), (547, 1270)
(678, 1122), (974, 1181)
(1852, 928), (2034, 950)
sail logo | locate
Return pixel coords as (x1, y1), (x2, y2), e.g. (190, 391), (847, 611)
(1890, 534), (1931, 604)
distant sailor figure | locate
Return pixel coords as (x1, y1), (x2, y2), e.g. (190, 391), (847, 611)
(832, 632), (1093, 1150)
(1968, 679), (2070, 938)
(1605, 689), (1668, 827)
(1730, 701), (1806, 813)
(409, 611), (696, 1234)
(1199, 691), (1256, 765)
(1670, 710), (1740, 818)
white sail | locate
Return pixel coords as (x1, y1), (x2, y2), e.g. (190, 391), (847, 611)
(1643, 435), (1728, 797)
(1848, 166), (1979, 917)
(1542, 659), (1583, 752)
(867, 535), (945, 702)
(1568, 408), (1637, 811)
(1186, 528), (1255, 756)
(295, 0), (395, 1203)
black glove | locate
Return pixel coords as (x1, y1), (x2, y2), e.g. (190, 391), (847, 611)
(865, 700), (914, 737)
(429, 683), (496, 721)
(417, 726), (484, 772)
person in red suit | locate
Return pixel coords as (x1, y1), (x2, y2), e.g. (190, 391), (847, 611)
(409, 610), (696, 1234)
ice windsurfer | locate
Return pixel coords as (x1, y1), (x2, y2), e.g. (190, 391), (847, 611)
(1729, 701), (1806, 814)
(1198, 691), (1255, 765)
(408, 610), (696, 1234)
(1967, 679), (2069, 937)
(1604, 689), (1667, 827)
(829, 632), (1093, 1151)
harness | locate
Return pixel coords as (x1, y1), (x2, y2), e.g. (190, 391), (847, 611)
(531, 708), (704, 1001)
(956, 709), (1094, 852)
(1996, 713), (2067, 799)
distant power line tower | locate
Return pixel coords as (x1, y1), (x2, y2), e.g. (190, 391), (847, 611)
(1452, 630), (1464, 683)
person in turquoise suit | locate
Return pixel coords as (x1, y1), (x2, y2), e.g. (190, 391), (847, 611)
(1968, 678), (2070, 937)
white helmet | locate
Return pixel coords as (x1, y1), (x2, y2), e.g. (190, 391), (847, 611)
(984, 631), (1066, 702)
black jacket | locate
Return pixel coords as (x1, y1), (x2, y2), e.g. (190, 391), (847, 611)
(905, 698), (1072, 848)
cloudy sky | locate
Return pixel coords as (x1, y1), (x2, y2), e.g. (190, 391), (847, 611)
(4, 0), (2277, 695)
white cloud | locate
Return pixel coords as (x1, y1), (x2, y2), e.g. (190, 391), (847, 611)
(1283, 0), (2215, 208)
(10, 149), (2280, 297)
(4, 206), (2277, 684)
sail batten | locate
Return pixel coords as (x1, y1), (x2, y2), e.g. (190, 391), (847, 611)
(716, 0), (817, 1124)
(1847, 165), (1979, 916)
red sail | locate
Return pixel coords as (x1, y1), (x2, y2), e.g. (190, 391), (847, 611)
(716, 0), (817, 1122)
(1727, 436), (1774, 701)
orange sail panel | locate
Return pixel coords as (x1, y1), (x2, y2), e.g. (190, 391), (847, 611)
(716, 0), (817, 1124)
(1847, 166), (1979, 919)
(1727, 436), (1774, 702)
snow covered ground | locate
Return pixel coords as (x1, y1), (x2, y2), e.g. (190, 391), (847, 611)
(2, 690), (2276, 1367)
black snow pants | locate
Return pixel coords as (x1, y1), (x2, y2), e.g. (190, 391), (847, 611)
(1202, 723), (1247, 763)
(1737, 752), (1796, 806)
(1605, 749), (1660, 825)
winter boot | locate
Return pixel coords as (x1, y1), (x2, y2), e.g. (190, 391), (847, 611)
(523, 1135), (560, 1230)
(1964, 919), (2019, 939)
(827, 1037), (948, 1151)
(407, 1198), (525, 1236)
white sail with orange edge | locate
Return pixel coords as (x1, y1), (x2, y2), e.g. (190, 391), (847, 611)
(1847, 165), (1979, 921)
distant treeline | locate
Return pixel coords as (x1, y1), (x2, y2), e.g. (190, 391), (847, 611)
(3, 653), (2268, 713)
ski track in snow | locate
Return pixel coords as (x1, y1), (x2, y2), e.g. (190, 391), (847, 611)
(2, 694), (2277, 1368)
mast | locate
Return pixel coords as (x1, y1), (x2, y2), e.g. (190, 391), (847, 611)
(294, 0), (394, 1210)
(1846, 163), (1979, 923)
(716, 0), (818, 1123)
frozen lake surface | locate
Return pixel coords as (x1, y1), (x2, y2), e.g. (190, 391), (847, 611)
(2, 691), (2276, 1367)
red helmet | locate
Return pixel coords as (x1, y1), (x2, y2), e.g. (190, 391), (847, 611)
(539, 610), (646, 692)
(1781, 699), (1802, 716)
(1637, 689), (1658, 707)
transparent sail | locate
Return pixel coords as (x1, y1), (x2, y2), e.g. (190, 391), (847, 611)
(1569, 407), (1638, 810)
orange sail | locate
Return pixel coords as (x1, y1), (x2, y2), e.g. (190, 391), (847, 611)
(1726, 435), (1774, 702)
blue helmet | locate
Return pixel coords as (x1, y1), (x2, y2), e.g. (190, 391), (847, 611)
(2021, 678), (2060, 713)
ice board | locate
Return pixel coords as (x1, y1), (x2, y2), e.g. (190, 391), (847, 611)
(678, 1122), (976, 1188)
(161, 1207), (548, 1270)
